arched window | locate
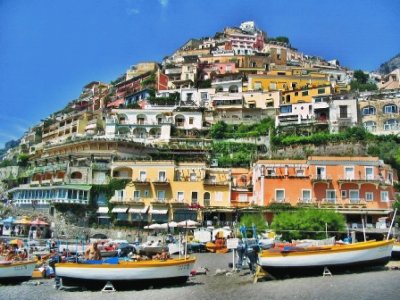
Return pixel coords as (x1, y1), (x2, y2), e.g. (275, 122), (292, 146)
(215, 86), (223, 92)
(383, 104), (398, 114)
(71, 172), (82, 179)
(362, 106), (376, 116)
(363, 121), (376, 132)
(203, 192), (211, 207)
(229, 85), (239, 93)
(384, 119), (398, 131)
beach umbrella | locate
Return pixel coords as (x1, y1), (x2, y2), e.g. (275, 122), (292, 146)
(148, 223), (162, 229)
(3, 216), (16, 223)
(9, 239), (24, 247)
(168, 221), (178, 228)
(14, 218), (31, 225)
(31, 219), (48, 225)
(177, 220), (200, 228)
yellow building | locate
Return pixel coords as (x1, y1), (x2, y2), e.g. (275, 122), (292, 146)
(109, 160), (231, 224)
(247, 69), (331, 92)
(281, 85), (332, 105)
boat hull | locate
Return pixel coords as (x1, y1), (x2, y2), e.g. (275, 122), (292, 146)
(392, 242), (400, 259)
(55, 257), (195, 289)
(0, 260), (37, 284)
(259, 240), (393, 277)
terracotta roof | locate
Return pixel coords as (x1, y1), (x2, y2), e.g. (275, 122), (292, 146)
(257, 159), (307, 164)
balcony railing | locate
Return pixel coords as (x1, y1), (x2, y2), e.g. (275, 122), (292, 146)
(132, 178), (150, 184)
(311, 175), (332, 181)
(151, 198), (169, 203)
(152, 178), (170, 184)
(270, 198), (287, 203)
(129, 197), (144, 203)
(203, 180), (230, 186)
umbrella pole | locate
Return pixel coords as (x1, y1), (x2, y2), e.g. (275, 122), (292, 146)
(184, 220), (188, 260)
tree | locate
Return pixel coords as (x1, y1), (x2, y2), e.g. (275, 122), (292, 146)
(353, 70), (369, 84)
(17, 153), (29, 167)
(210, 121), (228, 139)
(271, 209), (346, 241)
(239, 213), (268, 236)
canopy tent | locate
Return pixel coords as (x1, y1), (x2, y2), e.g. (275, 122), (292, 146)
(177, 219), (200, 228)
(128, 206), (149, 214)
(9, 239), (24, 247)
(14, 217), (32, 225)
(111, 207), (128, 213)
(31, 219), (49, 226)
(96, 207), (109, 213)
(2, 216), (16, 223)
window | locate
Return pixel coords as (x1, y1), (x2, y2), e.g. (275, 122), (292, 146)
(201, 92), (208, 100)
(157, 190), (165, 201)
(383, 104), (397, 114)
(387, 172), (393, 184)
(339, 106), (348, 118)
(316, 166), (326, 179)
(380, 191), (389, 202)
(294, 92), (298, 96)
(275, 189), (285, 202)
(349, 190), (359, 203)
(341, 190), (347, 199)
(269, 83), (277, 90)
(296, 169), (304, 177)
(254, 82), (262, 90)
(133, 190), (140, 200)
(144, 190), (149, 197)
(186, 93), (193, 101)
(364, 121), (376, 132)
(189, 117), (194, 125)
(318, 88), (325, 94)
(280, 105), (292, 113)
(139, 171), (146, 181)
(115, 190), (124, 201)
(362, 106), (376, 116)
(326, 190), (336, 202)
(384, 119), (398, 131)
(365, 167), (374, 180)
(267, 168), (276, 176)
(204, 192), (211, 206)
(177, 192), (184, 202)
(302, 91), (308, 96)
(301, 190), (311, 202)
(191, 191), (198, 204)
(238, 194), (248, 202)
(190, 172), (197, 181)
(158, 171), (166, 181)
(365, 192), (374, 202)
(344, 167), (354, 180)
(215, 192), (223, 202)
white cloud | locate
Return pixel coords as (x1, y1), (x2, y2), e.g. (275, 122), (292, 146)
(159, 0), (169, 8)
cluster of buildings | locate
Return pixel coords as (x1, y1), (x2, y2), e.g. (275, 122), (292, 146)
(1, 21), (399, 231)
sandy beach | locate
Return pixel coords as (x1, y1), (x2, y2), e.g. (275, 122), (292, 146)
(1, 253), (399, 300)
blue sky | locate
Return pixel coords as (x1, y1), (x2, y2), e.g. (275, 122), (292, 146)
(0, 0), (399, 148)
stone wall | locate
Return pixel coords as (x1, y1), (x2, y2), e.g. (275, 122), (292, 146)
(272, 142), (368, 159)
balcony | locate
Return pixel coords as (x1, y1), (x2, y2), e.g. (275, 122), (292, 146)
(343, 198), (367, 208)
(337, 176), (384, 185)
(110, 196), (128, 203)
(297, 197), (318, 206)
(132, 178), (150, 185)
(129, 197), (144, 203)
(311, 175), (332, 182)
(203, 179), (230, 186)
(152, 178), (170, 185)
(151, 198), (169, 204)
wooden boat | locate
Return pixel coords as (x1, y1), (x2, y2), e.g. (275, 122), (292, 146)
(392, 241), (400, 259)
(0, 259), (37, 284)
(55, 256), (196, 289)
(259, 239), (394, 277)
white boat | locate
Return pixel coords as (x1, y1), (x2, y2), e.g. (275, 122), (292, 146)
(55, 256), (196, 289)
(0, 259), (37, 283)
(259, 239), (394, 277)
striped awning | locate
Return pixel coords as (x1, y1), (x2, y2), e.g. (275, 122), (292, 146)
(97, 207), (109, 213)
(129, 206), (149, 214)
(149, 206), (168, 215)
(111, 207), (128, 213)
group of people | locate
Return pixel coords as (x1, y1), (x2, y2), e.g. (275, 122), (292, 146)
(0, 240), (29, 261)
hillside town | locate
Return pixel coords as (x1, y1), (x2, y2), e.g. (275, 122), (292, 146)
(0, 21), (399, 238)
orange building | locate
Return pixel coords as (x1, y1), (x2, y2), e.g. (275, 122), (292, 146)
(252, 156), (397, 227)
